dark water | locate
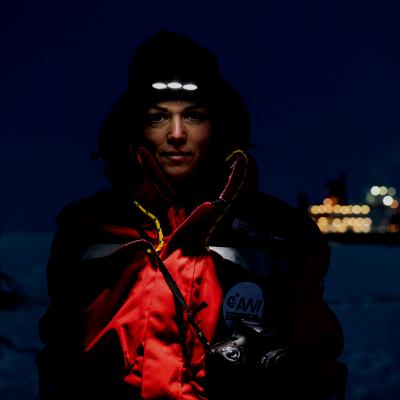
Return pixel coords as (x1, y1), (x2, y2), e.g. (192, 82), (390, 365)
(0, 232), (399, 399)
(325, 243), (400, 400)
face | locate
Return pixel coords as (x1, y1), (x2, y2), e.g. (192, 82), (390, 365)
(143, 100), (212, 181)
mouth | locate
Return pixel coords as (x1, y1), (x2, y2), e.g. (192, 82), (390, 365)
(160, 151), (193, 161)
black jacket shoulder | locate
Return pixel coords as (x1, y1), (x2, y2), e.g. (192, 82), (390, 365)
(230, 189), (327, 249)
(55, 188), (137, 229)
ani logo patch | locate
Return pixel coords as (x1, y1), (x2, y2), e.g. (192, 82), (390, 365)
(222, 282), (264, 327)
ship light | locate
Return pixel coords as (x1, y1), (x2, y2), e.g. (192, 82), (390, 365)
(361, 205), (370, 214)
(391, 200), (399, 209)
(370, 186), (380, 196)
(379, 186), (388, 196)
(383, 196), (394, 206)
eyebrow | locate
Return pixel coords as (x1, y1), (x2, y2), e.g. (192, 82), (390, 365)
(147, 105), (207, 112)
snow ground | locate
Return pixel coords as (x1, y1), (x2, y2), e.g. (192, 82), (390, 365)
(0, 232), (399, 399)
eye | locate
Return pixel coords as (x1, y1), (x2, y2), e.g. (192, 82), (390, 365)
(184, 110), (209, 123)
(145, 112), (168, 126)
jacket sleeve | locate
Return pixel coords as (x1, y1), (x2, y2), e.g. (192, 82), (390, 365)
(36, 206), (90, 399)
(288, 217), (347, 399)
(36, 202), (152, 399)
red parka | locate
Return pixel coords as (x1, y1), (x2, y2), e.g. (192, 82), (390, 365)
(37, 149), (346, 399)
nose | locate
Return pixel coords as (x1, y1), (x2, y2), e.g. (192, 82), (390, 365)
(167, 116), (186, 145)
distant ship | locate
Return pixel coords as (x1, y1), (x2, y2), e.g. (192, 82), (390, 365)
(306, 183), (400, 246)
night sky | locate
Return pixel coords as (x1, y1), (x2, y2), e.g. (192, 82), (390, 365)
(2, 0), (400, 231)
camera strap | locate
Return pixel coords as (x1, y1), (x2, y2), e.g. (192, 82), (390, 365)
(149, 245), (211, 350)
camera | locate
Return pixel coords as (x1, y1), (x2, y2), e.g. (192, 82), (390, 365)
(208, 318), (289, 373)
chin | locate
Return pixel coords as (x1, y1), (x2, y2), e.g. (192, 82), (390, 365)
(166, 173), (191, 182)
(163, 166), (193, 180)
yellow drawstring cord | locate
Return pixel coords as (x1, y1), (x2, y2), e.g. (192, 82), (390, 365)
(133, 200), (164, 253)
(134, 149), (248, 251)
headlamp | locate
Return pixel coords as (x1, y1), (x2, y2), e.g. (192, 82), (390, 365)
(151, 81), (198, 91)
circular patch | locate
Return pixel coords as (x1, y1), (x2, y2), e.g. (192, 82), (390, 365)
(222, 282), (265, 328)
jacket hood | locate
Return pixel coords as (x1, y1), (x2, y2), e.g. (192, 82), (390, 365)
(97, 31), (252, 187)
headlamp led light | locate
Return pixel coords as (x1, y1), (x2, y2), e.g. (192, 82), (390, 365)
(151, 81), (198, 91)
(167, 81), (183, 89)
(151, 82), (168, 90)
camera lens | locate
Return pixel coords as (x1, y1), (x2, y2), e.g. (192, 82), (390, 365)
(260, 348), (289, 370)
